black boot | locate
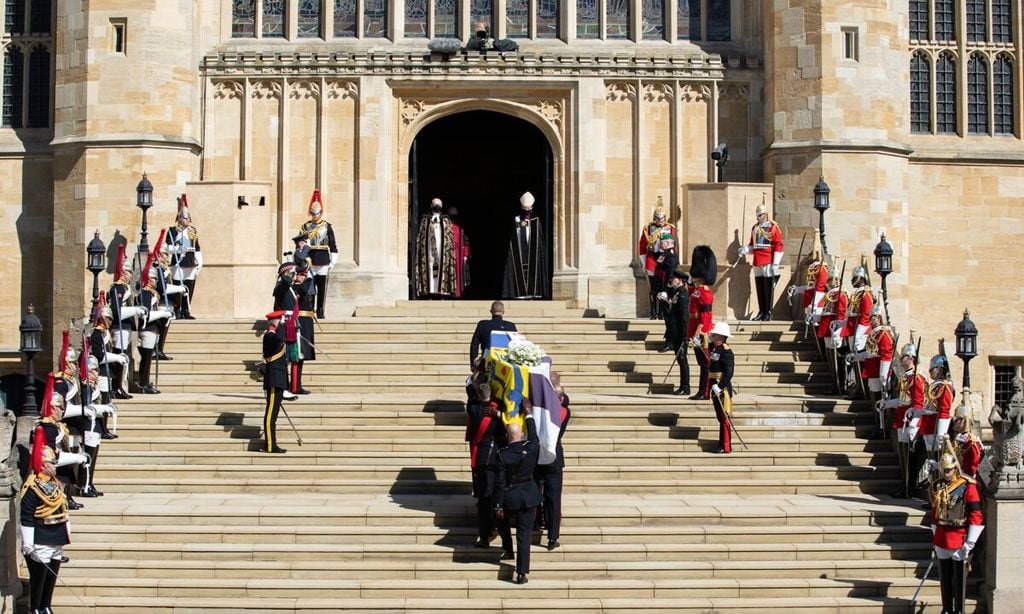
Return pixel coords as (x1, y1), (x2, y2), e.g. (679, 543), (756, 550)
(295, 361), (310, 394)
(752, 277), (766, 320)
(39, 558), (61, 614)
(315, 275), (328, 319)
(952, 559), (965, 614)
(183, 279), (197, 318)
(26, 557), (46, 614)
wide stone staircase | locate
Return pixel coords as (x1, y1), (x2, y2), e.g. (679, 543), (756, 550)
(46, 301), (981, 612)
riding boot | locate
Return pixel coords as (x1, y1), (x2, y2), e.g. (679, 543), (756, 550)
(952, 559), (965, 614)
(137, 348), (152, 390)
(938, 557), (953, 614)
(315, 275), (328, 319)
(26, 557), (45, 613)
(649, 293), (658, 320)
(183, 279), (196, 318)
(753, 277), (765, 320)
(679, 360), (691, 395)
(40, 558), (61, 614)
(764, 276), (777, 321)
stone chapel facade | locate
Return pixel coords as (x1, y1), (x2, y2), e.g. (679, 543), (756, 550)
(2, 0), (1023, 397)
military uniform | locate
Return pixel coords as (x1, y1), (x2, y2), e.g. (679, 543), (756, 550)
(707, 322), (735, 454)
(929, 453), (984, 614)
(886, 344), (927, 497)
(469, 312), (517, 366)
(534, 405), (570, 550)
(637, 199), (678, 319)
(493, 415), (541, 584)
(19, 437), (71, 614)
(687, 246), (717, 400)
(663, 274), (690, 395)
(298, 190), (338, 318)
(738, 203), (784, 320)
(466, 398), (509, 548)
(261, 311), (290, 453)
(164, 194), (203, 319)
(291, 247), (317, 394)
(134, 247), (174, 395)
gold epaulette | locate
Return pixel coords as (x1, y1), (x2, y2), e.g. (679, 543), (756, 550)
(20, 474), (69, 525)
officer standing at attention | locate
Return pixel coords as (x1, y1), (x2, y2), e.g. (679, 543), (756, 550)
(493, 400), (541, 585)
(261, 310), (289, 453)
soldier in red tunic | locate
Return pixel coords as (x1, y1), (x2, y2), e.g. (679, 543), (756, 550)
(951, 404), (984, 479)
(789, 250), (829, 321)
(842, 263), (874, 398)
(637, 199), (678, 319)
(687, 246), (716, 400)
(884, 342), (927, 497)
(815, 271), (847, 392)
(857, 306), (893, 438)
(922, 344), (956, 455)
(928, 451), (983, 614)
(737, 203), (784, 321)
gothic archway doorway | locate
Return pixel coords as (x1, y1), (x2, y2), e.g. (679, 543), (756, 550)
(408, 110), (553, 300)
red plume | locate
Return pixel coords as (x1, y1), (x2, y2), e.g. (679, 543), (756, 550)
(80, 336), (90, 376)
(93, 290), (107, 325)
(178, 193), (189, 215)
(30, 426), (46, 473)
(153, 228), (167, 258)
(308, 190), (323, 216)
(59, 330), (70, 374)
(115, 243), (126, 280)
(141, 249), (156, 287)
(39, 372), (55, 419)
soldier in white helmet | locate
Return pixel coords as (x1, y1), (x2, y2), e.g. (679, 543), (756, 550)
(707, 321), (736, 454)
(737, 202), (784, 321)
(503, 192), (549, 299)
(297, 190), (338, 318)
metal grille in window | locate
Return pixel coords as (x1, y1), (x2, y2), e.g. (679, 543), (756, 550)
(470, 0), (494, 36)
(966, 0), (986, 43)
(405, 0), (427, 38)
(994, 55), (1015, 135)
(537, 0), (559, 39)
(606, 0), (629, 40)
(706, 0), (730, 41)
(29, 0), (49, 34)
(936, 53), (956, 134)
(297, 0), (321, 37)
(641, 0), (664, 41)
(934, 0), (955, 42)
(434, 0), (458, 38)
(334, 0), (357, 37)
(27, 47), (47, 127)
(909, 0), (928, 40)
(232, 0), (256, 37)
(992, 0), (1012, 43)
(364, 0), (388, 37)
(576, 0), (598, 39)
(2, 48), (24, 128)
(910, 53), (931, 134)
(993, 365), (1019, 410)
(262, 0), (285, 37)
(5, 0), (24, 34)
(967, 55), (989, 135)
(506, 0), (528, 38)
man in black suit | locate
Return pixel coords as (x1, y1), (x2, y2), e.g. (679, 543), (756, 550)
(470, 301), (517, 365)
(465, 384), (509, 550)
(661, 270), (691, 395)
(493, 401), (540, 585)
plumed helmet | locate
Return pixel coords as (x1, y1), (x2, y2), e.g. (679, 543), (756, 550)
(92, 290), (109, 326)
(308, 189), (323, 218)
(689, 245), (717, 286)
(939, 451), (961, 474)
(29, 426), (55, 474)
(177, 194), (191, 223)
(930, 339), (950, 375)
(38, 373), (56, 419)
(519, 192), (535, 210)
(86, 355), (99, 372)
(140, 249), (157, 288)
(79, 337), (90, 376)
(652, 196), (666, 222)
(58, 330), (70, 375)
(755, 203), (768, 218)
(851, 264), (869, 284)
(900, 342), (917, 359)
(710, 321), (732, 338)
(115, 243), (128, 282)
(870, 303), (882, 318)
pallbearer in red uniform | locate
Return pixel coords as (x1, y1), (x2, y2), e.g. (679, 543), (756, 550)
(637, 198), (677, 319)
(928, 450), (983, 614)
(737, 202), (784, 321)
(687, 246), (716, 400)
(885, 342), (927, 497)
(922, 342), (955, 455)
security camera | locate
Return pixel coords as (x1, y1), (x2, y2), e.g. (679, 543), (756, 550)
(711, 143), (728, 161)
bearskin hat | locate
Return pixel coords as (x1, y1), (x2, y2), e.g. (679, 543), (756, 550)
(689, 245), (717, 286)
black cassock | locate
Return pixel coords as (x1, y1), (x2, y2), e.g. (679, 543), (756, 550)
(502, 214), (549, 299)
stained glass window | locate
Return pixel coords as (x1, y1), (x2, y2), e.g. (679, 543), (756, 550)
(992, 0), (1012, 44)
(298, 0), (321, 37)
(576, 0), (598, 39)
(678, 0), (699, 40)
(910, 53), (931, 134)
(909, 0), (928, 40)
(5, 0), (24, 34)
(470, 0), (494, 36)
(706, 0), (730, 41)
(537, 0), (559, 38)
(966, 0), (986, 43)
(262, 0), (285, 38)
(231, 0), (256, 37)
(934, 0), (954, 42)
(27, 46), (47, 127)
(435, 0), (458, 38)
(506, 0), (529, 38)
(364, 0), (388, 37)
(993, 55), (1015, 135)
(936, 53), (956, 134)
(967, 54), (989, 135)
(606, 0), (629, 39)
(405, 0), (427, 38)
(642, 0), (664, 41)
(29, 0), (49, 34)
(334, 0), (357, 37)
(2, 47), (24, 128)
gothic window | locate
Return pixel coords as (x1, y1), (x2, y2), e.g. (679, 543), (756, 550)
(28, 0), (49, 34)
(910, 53), (931, 134)
(537, 0), (559, 38)
(993, 55), (1015, 135)
(405, 0), (427, 38)
(471, 0), (494, 35)
(576, 0), (598, 39)
(706, 0), (730, 41)
(26, 46), (47, 127)
(364, 0), (388, 37)
(335, 0), (357, 37)
(642, 0), (665, 41)
(967, 54), (989, 134)
(2, 47), (24, 128)
(934, 0), (954, 42)
(297, 0), (321, 37)
(966, 0), (986, 43)
(506, 0), (529, 38)
(5, 0), (24, 34)
(232, 0), (257, 37)
(434, 0), (458, 38)
(909, 0), (928, 40)
(935, 53), (956, 134)
(262, 0), (285, 37)
(992, 0), (1012, 43)
(606, 0), (629, 39)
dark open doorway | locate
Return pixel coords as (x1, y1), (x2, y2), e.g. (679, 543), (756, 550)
(408, 110), (553, 300)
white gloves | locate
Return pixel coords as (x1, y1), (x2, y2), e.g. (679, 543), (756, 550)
(772, 251), (784, 267)
(738, 245), (750, 256)
(20, 526), (34, 555)
(657, 291), (668, 302)
(194, 251), (204, 273)
(711, 384), (723, 396)
(330, 252), (338, 268)
(884, 398), (901, 409)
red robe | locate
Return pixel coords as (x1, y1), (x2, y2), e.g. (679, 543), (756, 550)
(450, 220), (471, 298)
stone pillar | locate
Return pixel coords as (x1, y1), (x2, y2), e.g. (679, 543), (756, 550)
(1, 406), (22, 612)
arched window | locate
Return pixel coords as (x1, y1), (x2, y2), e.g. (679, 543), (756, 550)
(642, 0), (665, 41)
(992, 0), (1012, 43)
(364, 0), (388, 37)
(537, 0), (559, 39)
(967, 54), (989, 134)
(334, 0), (357, 37)
(27, 45), (47, 127)
(29, 0), (49, 34)
(935, 53), (956, 134)
(576, 0), (598, 39)
(231, 0), (256, 37)
(909, 0), (928, 40)
(434, 0), (458, 38)
(2, 47), (24, 127)
(966, 0), (986, 43)
(5, 0), (25, 34)
(993, 55), (1015, 135)
(262, 0), (285, 37)
(910, 53), (931, 134)
(606, 0), (629, 39)
(934, 0), (955, 42)
(297, 0), (321, 37)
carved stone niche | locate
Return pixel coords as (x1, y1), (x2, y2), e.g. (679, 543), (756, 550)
(980, 372), (1024, 497)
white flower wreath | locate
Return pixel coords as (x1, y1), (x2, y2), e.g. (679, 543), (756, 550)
(506, 338), (545, 367)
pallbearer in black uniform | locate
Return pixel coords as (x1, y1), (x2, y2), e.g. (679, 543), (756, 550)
(493, 401), (541, 585)
(465, 384), (509, 551)
(707, 322), (736, 454)
(291, 246), (316, 394)
(261, 310), (289, 453)
(163, 193), (202, 319)
(503, 192), (549, 300)
(298, 190), (338, 319)
(469, 301), (517, 366)
(19, 436), (71, 614)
